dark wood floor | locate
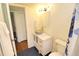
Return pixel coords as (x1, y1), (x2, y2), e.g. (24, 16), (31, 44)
(15, 40), (28, 53)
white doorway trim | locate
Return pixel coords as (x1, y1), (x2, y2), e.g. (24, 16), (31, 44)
(6, 4), (17, 55)
(9, 3), (35, 48)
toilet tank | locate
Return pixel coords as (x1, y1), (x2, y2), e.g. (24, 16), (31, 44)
(54, 39), (67, 54)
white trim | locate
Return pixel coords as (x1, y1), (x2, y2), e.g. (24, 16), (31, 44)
(9, 3), (26, 8)
(9, 3), (34, 48)
(25, 7), (35, 48)
(6, 4), (14, 40)
(6, 4), (17, 56)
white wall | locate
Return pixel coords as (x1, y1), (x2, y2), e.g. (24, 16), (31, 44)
(25, 6), (35, 48)
(44, 4), (75, 41)
(26, 3), (75, 41)
(44, 4), (75, 52)
(24, 4), (75, 49)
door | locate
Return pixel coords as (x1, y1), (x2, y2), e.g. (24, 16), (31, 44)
(1, 3), (17, 55)
(13, 12), (27, 42)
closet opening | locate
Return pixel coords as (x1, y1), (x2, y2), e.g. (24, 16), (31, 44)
(9, 6), (28, 53)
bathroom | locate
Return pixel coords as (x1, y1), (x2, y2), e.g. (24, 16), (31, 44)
(0, 3), (79, 56)
(25, 3), (75, 56)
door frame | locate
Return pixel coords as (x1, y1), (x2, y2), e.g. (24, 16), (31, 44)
(6, 4), (17, 55)
(8, 4), (30, 54)
(8, 3), (35, 53)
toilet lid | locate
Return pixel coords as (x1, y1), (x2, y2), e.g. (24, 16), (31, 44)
(49, 52), (62, 56)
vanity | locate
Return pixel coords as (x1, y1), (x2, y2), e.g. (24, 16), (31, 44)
(33, 33), (53, 55)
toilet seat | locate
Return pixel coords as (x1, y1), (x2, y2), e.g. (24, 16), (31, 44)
(49, 52), (63, 56)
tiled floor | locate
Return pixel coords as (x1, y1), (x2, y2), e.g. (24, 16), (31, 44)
(15, 40), (28, 53)
(17, 47), (51, 56)
(17, 47), (42, 56)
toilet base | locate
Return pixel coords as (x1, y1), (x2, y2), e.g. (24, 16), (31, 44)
(49, 52), (63, 56)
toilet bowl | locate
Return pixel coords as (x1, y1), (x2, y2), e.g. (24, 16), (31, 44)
(49, 52), (63, 56)
(49, 39), (66, 56)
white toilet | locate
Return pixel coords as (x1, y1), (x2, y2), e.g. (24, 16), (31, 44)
(49, 52), (62, 56)
(49, 39), (66, 56)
